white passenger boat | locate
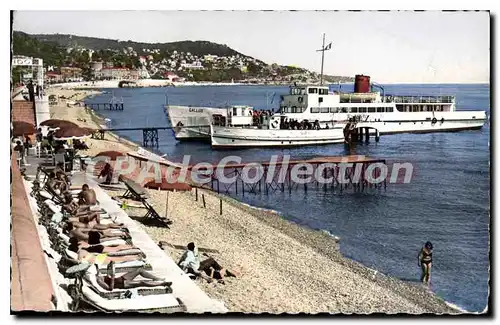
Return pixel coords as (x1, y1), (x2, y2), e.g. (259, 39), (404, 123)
(209, 75), (486, 148)
(166, 105), (227, 141)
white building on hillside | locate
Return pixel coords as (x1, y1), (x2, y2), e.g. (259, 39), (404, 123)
(181, 62), (204, 69)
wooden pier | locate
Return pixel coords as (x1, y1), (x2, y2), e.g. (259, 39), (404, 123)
(85, 102), (124, 111)
(92, 125), (210, 148)
(188, 155), (387, 196)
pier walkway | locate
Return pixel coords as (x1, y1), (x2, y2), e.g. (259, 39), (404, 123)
(187, 155), (388, 195)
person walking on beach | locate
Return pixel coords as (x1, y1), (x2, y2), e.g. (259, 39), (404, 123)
(418, 241), (433, 284)
(27, 79), (35, 102)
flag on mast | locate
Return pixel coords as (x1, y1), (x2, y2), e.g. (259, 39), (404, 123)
(324, 42), (332, 51)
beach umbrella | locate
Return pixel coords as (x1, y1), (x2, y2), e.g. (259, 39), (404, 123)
(52, 126), (92, 140)
(144, 179), (192, 219)
(12, 121), (36, 136)
(40, 119), (78, 129)
(95, 150), (127, 161)
(144, 180), (192, 192)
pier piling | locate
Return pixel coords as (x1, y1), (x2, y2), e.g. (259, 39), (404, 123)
(86, 102), (124, 111)
(142, 128), (159, 149)
(188, 156), (387, 198)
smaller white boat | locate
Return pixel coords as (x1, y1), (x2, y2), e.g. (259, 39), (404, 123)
(210, 106), (347, 148)
(166, 105), (228, 141)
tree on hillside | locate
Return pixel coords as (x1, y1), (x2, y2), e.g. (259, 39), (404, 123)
(12, 31), (66, 66)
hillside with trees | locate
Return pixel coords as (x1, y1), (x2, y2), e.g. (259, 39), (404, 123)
(12, 31), (354, 84)
(27, 33), (251, 59)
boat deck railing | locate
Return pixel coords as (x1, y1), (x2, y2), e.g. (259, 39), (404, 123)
(382, 95), (455, 104)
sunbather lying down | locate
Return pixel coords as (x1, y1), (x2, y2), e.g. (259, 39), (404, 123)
(68, 216), (124, 230)
(95, 262), (171, 291)
(178, 242), (238, 284)
(61, 194), (125, 230)
(65, 223), (128, 242)
(77, 248), (143, 265)
(69, 235), (137, 255)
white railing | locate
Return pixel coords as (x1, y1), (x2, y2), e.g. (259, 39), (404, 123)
(382, 95), (455, 104)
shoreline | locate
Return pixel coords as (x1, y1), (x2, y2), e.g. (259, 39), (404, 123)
(50, 81), (489, 91)
(46, 86), (463, 313)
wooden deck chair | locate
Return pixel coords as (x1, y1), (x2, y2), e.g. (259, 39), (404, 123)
(142, 198), (173, 227)
(31, 166), (51, 197)
(121, 178), (149, 201)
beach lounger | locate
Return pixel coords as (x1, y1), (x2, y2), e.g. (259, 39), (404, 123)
(83, 269), (172, 299)
(120, 177), (172, 227)
(80, 286), (184, 313)
(142, 199), (173, 227)
(65, 264), (185, 312)
(121, 178), (150, 201)
(43, 200), (109, 218)
(40, 183), (65, 205)
(37, 166), (53, 184)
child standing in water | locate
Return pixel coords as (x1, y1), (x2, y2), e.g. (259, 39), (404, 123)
(418, 241), (433, 284)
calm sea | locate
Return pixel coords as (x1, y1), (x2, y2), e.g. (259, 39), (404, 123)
(86, 83), (490, 312)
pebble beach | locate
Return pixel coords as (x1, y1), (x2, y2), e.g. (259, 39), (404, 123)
(46, 86), (459, 314)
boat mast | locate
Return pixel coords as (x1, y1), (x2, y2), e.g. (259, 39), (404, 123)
(317, 33), (332, 86)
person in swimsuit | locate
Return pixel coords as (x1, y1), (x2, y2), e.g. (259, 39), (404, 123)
(78, 184), (97, 206)
(62, 194), (124, 230)
(55, 162), (70, 182)
(68, 234), (138, 255)
(46, 172), (67, 202)
(418, 241), (433, 284)
(96, 261), (171, 291)
(197, 256), (238, 284)
(55, 171), (70, 193)
(77, 247), (142, 265)
(62, 193), (94, 216)
(65, 223), (128, 242)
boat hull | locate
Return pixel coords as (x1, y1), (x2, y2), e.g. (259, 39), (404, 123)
(166, 105), (226, 141)
(371, 116), (486, 135)
(210, 114), (486, 148)
(210, 126), (346, 148)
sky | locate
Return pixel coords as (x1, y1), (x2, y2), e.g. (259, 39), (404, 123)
(12, 10), (490, 83)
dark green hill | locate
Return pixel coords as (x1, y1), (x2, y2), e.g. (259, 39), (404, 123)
(23, 32), (248, 58)
(12, 31), (66, 66)
(12, 31), (354, 83)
